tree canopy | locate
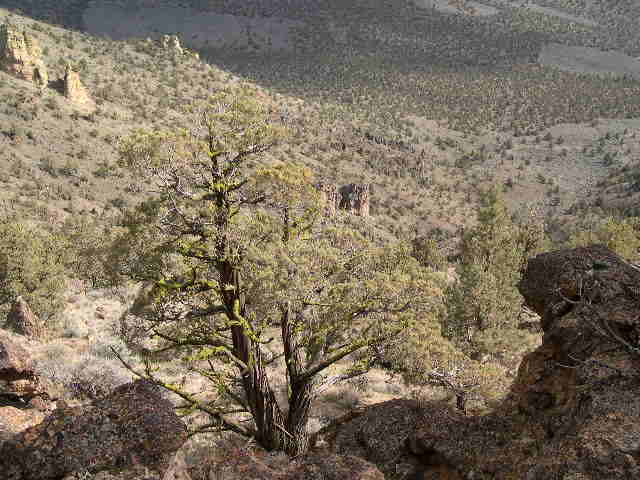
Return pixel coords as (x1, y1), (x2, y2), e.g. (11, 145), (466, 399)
(0, 216), (70, 330)
(441, 186), (549, 357)
(106, 86), (438, 455)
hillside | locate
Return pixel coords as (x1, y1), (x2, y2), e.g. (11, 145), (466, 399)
(0, 1), (639, 479)
(0, 0), (639, 243)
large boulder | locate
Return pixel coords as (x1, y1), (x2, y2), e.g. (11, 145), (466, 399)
(318, 245), (640, 479)
(0, 23), (48, 89)
(205, 441), (384, 480)
(0, 329), (34, 382)
(311, 400), (463, 479)
(0, 330), (60, 407)
(0, 379), (188, 480)
(5, 296), (46, 340)
(506, 244), (640, 478)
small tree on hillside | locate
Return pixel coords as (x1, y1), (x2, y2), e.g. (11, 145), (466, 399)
(567, 216), (640, 263)
(441, 186), (548, 356)
(106, 87), (436, 456)
(0, 217), (70, 330)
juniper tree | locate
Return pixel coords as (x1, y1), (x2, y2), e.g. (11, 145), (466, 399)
(106, 86), (435, 456)
(441, 186), (548, 356)
(0, 217), (70, 330)
(567, 216), (640, 263)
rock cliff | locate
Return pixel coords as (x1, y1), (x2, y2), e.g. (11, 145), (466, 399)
(0, 23), (48, 89)
(0, 378), (189, 480)
(318, 183), (371, 217)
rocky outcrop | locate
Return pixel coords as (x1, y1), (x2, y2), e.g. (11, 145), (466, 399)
(0, 24), (48, 89)
(161, 34), (183, 55)
(63, 64), (95, 112)
(0, 378), (188, 480)
(317, 183), (371, 217)
(5, 296), (46, 340)
(505, 244), (640, 479)
(318, 183), (339, 217)
(0, 331), (63, 410)
(0, 330), (34, 383)
(0, 405), (47, 442)
(317, 245), (640, 479)
(339, 184), (370, 217)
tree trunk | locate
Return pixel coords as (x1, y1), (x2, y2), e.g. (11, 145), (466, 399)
(285, 379), (313, 456)
(280, 302), (315, 456)
(221, 263), (303, 453)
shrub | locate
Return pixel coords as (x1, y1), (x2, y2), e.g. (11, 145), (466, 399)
(0, 218), (71, 329)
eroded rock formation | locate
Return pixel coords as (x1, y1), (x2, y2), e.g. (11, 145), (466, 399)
(339, 184), (370, 217)
(318, 183), (371, 217)
(63, 64), (95, 112)
(318, 183), (339, 217)
(0, 23), (48, 89)
(315, 245), (640, 479)
(161, 34), (184, 55)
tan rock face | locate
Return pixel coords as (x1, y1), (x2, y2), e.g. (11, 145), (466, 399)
(0, 406), (46, 437)
(161, 34), (183, 55)
(0, 330), (61, 408)
(339, 184), (370, 217)
(0, 24), (48, 89)
(63, 64), (95, 111)
(6, 296), (46, 340)
(318, 183), (339, 217)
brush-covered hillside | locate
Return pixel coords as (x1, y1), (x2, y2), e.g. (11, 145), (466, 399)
(0, 1), (639, 479)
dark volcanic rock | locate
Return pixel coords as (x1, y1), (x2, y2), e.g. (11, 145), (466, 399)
(0, 379), (188, 480)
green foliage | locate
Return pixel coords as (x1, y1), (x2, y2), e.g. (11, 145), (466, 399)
(0, 217), (70, 328)
(567, 216), (640, 262)
(411, 232), (448, 271)
(441, 186), (549, 356)
(107, 87), (439, 454)
(62, 215), (121, 290)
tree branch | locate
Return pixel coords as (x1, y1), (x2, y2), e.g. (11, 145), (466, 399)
(300, 325), (406, 383)
(109, 346), (253, 438)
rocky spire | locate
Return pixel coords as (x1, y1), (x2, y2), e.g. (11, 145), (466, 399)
(63, 63), (95, 112)
(0, 23), (48, 89)
(317, 183), (371, 217)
